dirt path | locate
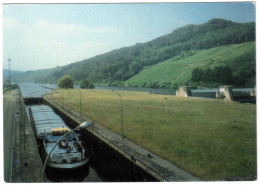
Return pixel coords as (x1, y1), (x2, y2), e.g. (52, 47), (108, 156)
(3, 89), (18, 182)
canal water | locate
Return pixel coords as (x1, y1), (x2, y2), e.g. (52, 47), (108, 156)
(19, 82), (253, 99)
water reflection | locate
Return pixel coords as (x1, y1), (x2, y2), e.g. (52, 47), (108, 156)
(19, 83), (53, 98)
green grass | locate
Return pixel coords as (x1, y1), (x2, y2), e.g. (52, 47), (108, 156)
(126, 42), (255, 85)
(49, 89), (256, 180)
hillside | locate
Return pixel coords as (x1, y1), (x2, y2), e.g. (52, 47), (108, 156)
(126, 41), (255, 88)
(3, 69), (24, 80)
(12, 67), (59, 83)
(12, 18), (255, 87)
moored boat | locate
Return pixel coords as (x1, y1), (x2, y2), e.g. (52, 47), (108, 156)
(29, 105), (89, 169)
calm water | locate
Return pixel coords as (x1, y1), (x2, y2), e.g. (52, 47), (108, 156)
(19, 82), (253, 99)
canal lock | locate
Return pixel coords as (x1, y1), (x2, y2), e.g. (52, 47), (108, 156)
(24, 98), (156, 182)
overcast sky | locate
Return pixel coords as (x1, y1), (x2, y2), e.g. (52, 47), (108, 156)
(2, 2), (255, 71)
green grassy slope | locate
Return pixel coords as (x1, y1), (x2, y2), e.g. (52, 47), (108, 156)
(126, 41), (255, 86)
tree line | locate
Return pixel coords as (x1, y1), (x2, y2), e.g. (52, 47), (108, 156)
(191, 66), (233, 85)
(191, 56), (255, 86)
(58, 75), (94, 89)
(26, 19), (256, 87)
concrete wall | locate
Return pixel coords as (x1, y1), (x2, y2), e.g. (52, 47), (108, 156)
(176, 86), (192, 97)
(224, 86), (234, 102)
(216, 86), (233, 102)
(250, 86), (256, 97)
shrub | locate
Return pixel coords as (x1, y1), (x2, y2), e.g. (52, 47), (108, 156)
(58, 75), (74, 89)
(80, 79), (94, 89)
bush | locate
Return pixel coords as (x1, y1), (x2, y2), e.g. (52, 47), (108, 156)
(58, 75), (74, 89)
(80, 79), (94, 89)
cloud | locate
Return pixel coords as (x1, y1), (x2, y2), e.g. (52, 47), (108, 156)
(3, 18), (119, 71)
(3, 17), (20, 30)
(32, 19), (117, 42)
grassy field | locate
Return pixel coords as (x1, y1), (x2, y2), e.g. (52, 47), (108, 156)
(127, 41), (255, 86)
(49, 89), (256, 180)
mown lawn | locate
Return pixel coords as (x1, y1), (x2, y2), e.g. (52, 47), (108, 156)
(49, 89), (256, 180)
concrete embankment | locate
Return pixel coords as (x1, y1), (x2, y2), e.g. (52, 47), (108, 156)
(43, 95), (201, 182)
(3, 89), (42, 182)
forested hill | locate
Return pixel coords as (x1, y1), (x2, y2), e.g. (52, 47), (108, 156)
(14, 18), (255, 86)
(3, 69), (24, 80)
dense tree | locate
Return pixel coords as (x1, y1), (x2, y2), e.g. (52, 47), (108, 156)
(191, 66), (235, 85)
(58, 75), (74, 89)
(191, 68), (203, 82)
(80, 79), (94, 89)
(129, 61), (143, 74)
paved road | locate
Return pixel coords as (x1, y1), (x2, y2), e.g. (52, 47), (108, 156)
(3, 89), (18, 182)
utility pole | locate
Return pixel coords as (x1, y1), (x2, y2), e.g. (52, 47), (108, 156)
(80, 89), (82, 117)
(8, 58), (11, 85)
(62, 89), (64, 108)
(112, 90), (124, 141)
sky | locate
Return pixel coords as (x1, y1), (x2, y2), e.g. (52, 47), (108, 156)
(2, 1), (256, 71)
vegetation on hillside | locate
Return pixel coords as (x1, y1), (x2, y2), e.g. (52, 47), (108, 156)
(12, 18), (255, 88)
(191, 57), (255, 87)
(191, 66), (233, 85)
(3, 69), (24, 80)
(53, 19), (254, 86)
(12, 67), (59, 83)
(126, 41), (255, 88)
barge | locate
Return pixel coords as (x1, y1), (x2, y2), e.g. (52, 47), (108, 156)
(29, 105), (89, 169)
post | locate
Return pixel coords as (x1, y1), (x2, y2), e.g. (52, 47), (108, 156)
(62, 89), (64, 107)
(8, 58), (11, 85)
(23, 103), (26, 149)
(80, 89), (82, 116)
(112, 90), (124, 141)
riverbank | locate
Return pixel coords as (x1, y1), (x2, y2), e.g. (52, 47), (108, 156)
(47, 89), (256, 180)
